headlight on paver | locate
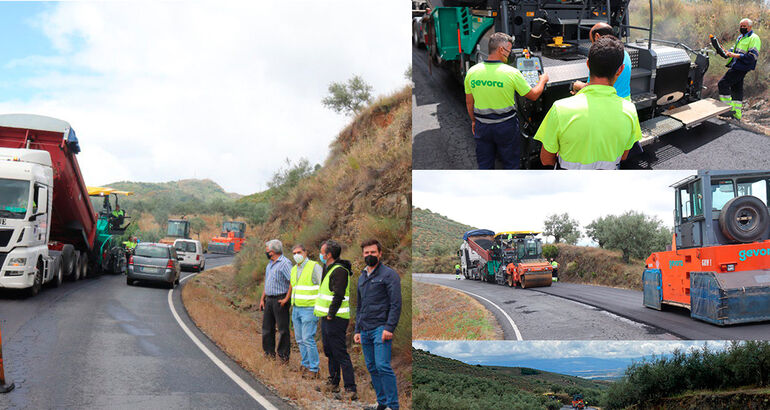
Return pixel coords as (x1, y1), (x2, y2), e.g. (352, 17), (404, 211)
(8, 257), (27, 267)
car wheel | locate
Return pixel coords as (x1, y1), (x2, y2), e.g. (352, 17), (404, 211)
(200, 261), (205, 272)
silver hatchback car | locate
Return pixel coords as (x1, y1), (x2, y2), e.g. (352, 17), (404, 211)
(127, 243), (181, 288)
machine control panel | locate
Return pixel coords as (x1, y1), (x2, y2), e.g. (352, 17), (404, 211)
(516, 56), (543, 88)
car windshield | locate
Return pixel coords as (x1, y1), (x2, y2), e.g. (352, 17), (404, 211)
(175, 241), (196, 252)
(0, 179), (30, 219)
(135, 245), (170, 258)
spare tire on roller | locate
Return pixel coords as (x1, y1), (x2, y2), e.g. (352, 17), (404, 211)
(719, 195), (770, 243)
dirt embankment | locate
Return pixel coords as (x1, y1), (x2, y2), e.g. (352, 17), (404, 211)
(182, 265), (412, 410)
(413, 281), (502, 340)
(553, 244), (646, 290)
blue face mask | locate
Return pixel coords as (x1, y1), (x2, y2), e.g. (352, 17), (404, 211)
(319, 252), (326, 264)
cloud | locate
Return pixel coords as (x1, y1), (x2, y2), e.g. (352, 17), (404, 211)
(413, 170), (695, 235)
(413, 340), (731, 362)
(1, 1), (410, 194)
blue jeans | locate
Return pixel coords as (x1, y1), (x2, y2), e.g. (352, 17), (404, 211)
(360, 326), (398, 409)
(291, 306), (319, 372)
(474, 117), (520, 169)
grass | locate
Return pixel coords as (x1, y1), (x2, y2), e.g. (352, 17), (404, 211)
(182, 264), (412, 409)
(412, 281), (501, 340)
(554, 244), (645, 290)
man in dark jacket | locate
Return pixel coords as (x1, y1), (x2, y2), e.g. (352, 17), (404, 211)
(315, 240), (357, 401)
(354, 239), (402, 410)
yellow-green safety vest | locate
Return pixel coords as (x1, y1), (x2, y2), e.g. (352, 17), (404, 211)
(290, 260), (320, 307)
(314, 264), (350, 319)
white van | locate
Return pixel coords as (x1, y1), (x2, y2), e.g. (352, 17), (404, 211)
(173, 239), (205, 272)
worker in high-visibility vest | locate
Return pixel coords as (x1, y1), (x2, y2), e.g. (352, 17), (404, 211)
(535, 36), (641, 169)
(718, 18), (762, 121)
(455, 264), (462, 280)
(550, 259), (559, 282)
(315, 240), (357, 400)
(289, 244), (323, 379)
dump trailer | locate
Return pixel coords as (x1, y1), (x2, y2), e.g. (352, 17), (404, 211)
(496, 231), (553, 288)
(159, 217), (190, 245)
(88, 187), (134, 275)
(208, 221), (247, 254)
(643, 170), (770, 325)
(0, 114), (97, 296)
(459, 229), (495, 280)
(420, 0), (730, 167)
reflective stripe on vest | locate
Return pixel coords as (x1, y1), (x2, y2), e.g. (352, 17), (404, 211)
(558, 155), (622, 170)
(290, 260), (319, 307)
(314, 264), (350, 319)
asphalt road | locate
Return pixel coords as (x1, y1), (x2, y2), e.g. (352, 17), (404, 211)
(534, 281), (770, 340)
(0, 254), (289, 410)
(415, 273), (770, 341)
(413, 273), (676, 340)
(411, 46), (770, 170)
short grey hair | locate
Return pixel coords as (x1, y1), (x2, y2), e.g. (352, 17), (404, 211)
(292, 244), (306, 252)
(265, 239), (283, 254)
(741, 18), (753, 27)
(488, 32), (513, 54)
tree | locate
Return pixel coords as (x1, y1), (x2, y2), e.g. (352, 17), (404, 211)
(321, 75), (373, 116)
(586, 211), (672, 263)
(267, 158), (315, 199)
(543, 213), (581, 244)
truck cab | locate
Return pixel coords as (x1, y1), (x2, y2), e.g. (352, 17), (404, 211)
(0, 149), (53, 291)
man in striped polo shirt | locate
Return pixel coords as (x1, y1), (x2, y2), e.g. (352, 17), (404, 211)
(259, 239), (292, 362)
(289, 244), (323, 378)
(464, 32), (548, 169)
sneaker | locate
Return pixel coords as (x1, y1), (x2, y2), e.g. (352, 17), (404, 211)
(362, 404), (387, 410)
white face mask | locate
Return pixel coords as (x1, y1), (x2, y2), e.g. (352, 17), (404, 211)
(293, 253), (304, 264)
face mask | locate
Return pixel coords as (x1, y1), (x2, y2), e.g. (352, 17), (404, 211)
(293, 254), (304, 264)
(740, 27), (749, 35)
(265, 252), (272, 259)
(319, 253), (326, 264)
(364, 255), (379, 267)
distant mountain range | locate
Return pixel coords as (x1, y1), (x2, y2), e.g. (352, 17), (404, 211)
(106, 178), (242, 203)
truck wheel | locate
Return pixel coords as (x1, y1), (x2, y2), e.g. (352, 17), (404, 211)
(50, 262), (63, 288)
(126, 277), (133, 286)
(413, 25), (422, 48)
(27, 260), (43, 297)
(71, 251), (81, 281)
(507, 274), (514, 287)
(719, 195), (770, 243)
(79, 252), (89, 279)
(62, 245), (75, 280)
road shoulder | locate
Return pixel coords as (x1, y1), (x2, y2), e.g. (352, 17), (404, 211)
(413, 280), (502, 340)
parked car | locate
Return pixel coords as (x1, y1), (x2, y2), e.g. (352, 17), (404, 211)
(174, 238), (205, 272)
(127, 243), (181, 288)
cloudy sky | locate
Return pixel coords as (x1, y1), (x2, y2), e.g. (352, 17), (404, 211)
(0, 2), (410, 194)
(413, 170), (694, 244)
(413, 340), (731, 377)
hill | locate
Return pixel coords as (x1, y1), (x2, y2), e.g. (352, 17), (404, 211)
(412, 207), (475, 273)
(413, 348), (609, 409)
(233, 87), (412, 405)
(106, 178), (241, 203)
(412, 207), (475, 257)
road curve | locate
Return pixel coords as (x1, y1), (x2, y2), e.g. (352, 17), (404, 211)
(411, 46), (770, 170)
(0, 254), (289, 409)
(533, 282), (770, 340)
(414, 273), (676, 341)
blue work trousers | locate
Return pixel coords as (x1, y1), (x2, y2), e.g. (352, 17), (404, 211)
(474, 117), (521, 169)
(291, 306), (319, 373)
(361, 326), (399, 410)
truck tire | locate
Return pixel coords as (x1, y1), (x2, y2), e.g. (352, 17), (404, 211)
(50, 260), (63, 288)
(506, 274), (514, 287)
(71, 250), (81, 281)
(62, 245), (75, 279)
(126, 277), (133, 286)
(27, 259), (44, 297)
(79, 252), (88, 279)
(719, 195), (770, 243)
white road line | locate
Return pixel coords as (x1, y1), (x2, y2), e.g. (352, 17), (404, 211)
(451, 287), (524, 341)
(168, 271), (278, 410)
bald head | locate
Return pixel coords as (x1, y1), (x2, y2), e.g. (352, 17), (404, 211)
(589, 22), (614, 43)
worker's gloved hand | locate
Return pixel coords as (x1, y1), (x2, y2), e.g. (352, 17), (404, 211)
(710, 35), (728, 58)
